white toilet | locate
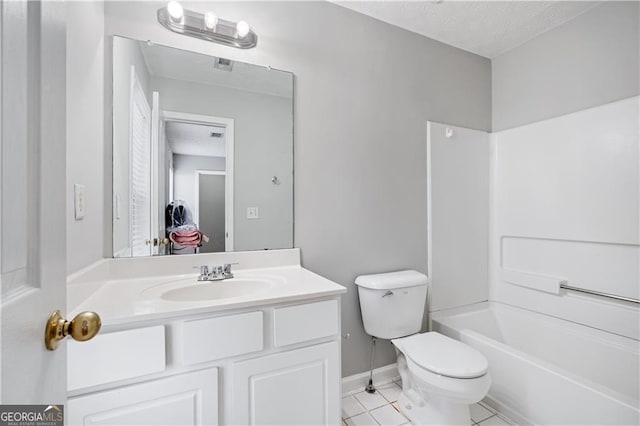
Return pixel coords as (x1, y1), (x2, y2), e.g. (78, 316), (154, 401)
(355, 270), (491, 426)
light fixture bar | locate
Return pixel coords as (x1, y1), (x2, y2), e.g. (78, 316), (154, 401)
(157, 6), (257, 49)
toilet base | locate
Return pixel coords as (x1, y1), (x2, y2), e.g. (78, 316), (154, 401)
(397, 390), (471, 426)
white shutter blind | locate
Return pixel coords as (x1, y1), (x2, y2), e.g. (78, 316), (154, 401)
(130, 70), (151, 257)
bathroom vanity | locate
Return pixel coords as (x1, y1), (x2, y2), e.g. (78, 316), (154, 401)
(66, 249), (345, 425)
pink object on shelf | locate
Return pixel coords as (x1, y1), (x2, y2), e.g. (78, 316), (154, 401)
(169, 229), (209, 248)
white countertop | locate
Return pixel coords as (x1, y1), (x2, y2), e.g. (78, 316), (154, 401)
(69, 264), (346, 329)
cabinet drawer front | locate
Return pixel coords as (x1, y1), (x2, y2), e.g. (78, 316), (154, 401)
(273, 299), (339, 347)
(182, 311), (263, 365)
(68, 326), (165, 391)
(68, 368), (218, 425)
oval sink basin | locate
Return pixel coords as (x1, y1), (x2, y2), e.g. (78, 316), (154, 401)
(160, 278), (274, 302)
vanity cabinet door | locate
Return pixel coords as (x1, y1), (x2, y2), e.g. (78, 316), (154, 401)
(67, 368), (218, 425)
(232, 342), (340, 425)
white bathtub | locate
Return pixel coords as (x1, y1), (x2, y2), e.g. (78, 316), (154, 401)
(431, 302), (639, 425)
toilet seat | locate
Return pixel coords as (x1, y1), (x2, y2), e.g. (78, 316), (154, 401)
(394, 332), (488, 379)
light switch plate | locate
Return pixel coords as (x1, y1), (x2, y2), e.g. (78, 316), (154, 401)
(246, 207), (259, 219)
(74, 184), (85, 220)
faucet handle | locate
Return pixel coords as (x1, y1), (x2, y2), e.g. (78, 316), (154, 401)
(197, 265), (210, 281)
(223, 263), (236, 278)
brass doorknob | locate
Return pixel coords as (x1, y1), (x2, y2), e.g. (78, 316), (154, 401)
(44, 310), (101, 351)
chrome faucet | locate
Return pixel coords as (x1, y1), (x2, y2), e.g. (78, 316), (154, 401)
(198, 265), (210, 281)
(197, 263), (235, 281)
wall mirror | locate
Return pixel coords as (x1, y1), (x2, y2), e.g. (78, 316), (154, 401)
(112, 36), (293, 257)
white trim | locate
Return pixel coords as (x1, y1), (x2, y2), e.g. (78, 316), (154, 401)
(341, 363), (399, 395)
(162, 111), (234, 251)
(426, 121), (433, 330)
(150, 91), (160, 256)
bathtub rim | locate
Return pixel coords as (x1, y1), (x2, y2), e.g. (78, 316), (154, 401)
(431, 301), (640, 412)
(431, 301), (639, 353)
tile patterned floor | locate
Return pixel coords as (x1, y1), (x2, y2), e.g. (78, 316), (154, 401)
(342, 379), (515, 426)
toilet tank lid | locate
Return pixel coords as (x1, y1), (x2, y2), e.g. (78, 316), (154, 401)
(355, 270), (429, 290)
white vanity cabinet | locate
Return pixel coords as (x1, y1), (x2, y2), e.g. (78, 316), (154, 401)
(67, 297), (341, 426)
(67, 368), (219, 425)
(232, 341), (339, 425)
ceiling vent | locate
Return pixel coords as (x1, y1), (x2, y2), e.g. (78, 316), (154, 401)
(214, 57), (233, 72)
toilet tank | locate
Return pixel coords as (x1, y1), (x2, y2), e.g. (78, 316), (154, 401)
(355, 270), (429, 339)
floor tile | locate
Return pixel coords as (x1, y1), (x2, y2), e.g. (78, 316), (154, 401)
(344, 412), (378, 426)
(342, 395), (366, 419)
(376, 382), (402, 403)
(478, 401), (497, 414)
(369, 404), (408, 426)
(470, 403), (495, 422)
(353, 391), (388, 411)
(479, 414), (511, 425)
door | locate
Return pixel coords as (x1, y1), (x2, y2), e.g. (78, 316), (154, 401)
(196, 172), (226, 253)
(0, 0), (67, 403)
(129, 70), (152, 257)
(232, 342), (340, 425)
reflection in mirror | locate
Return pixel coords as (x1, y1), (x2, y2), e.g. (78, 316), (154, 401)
(112, 36), (293, 257)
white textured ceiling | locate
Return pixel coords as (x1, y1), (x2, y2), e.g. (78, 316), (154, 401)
(334, 1), (602, 58)
(166, 121), (227, 158)
(140, 42), (293, 98)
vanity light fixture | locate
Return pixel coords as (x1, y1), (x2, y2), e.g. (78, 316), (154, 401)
(157, 2), (257, 49)
(166, 1), (183, 22)
(204, 12), (218, 30)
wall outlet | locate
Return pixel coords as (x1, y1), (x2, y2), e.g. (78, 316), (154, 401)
(246, 207), (260, 219)
(74, 184), (85, 220)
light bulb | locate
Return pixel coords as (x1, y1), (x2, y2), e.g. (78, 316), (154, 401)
(167, 1), (183, 21)
(204, 12), (218, 30)
(236, 20), (250, 38)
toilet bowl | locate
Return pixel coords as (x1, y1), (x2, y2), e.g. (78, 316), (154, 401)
(392, 332), (491, 425)
(354, 270), (491, 425)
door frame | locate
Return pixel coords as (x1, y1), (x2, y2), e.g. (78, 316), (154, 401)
(162, 111), (234, 251)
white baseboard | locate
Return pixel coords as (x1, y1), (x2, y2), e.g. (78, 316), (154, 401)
(341, 363), (399, 395)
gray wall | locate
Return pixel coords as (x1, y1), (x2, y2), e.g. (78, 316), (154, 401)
(492, 1), (640, 131)
(152, 76), (293, 251)
(104, 1), (491, 377)
(66, 1), (106, 273)
(429, 122), (490, 313)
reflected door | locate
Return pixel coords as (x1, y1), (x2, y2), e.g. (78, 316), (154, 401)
(129, 69), (152, 257)
(197, 173), (226, 253)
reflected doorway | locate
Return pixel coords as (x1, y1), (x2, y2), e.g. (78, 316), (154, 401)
(162, 111), (234, 253)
